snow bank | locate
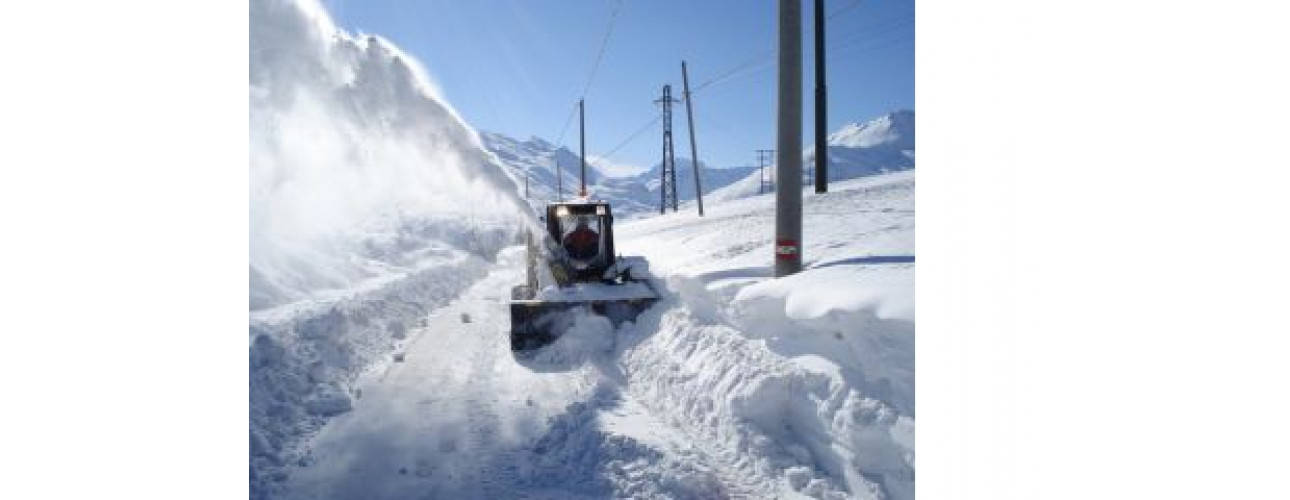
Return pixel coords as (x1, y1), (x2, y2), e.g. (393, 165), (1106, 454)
(736, 262), (914, 323)
(614, 171), (916, 498)
(250, 0), (533, 497)
(615, 303), (913, 499)
(250, 255), (491, 498)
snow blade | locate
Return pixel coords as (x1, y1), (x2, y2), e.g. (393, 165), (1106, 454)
(509, 296), (655, 352)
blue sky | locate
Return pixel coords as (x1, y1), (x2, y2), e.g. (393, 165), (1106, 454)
(322, 0), (913, 175)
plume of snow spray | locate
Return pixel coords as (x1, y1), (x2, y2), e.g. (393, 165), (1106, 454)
(250, 0), (531, 309)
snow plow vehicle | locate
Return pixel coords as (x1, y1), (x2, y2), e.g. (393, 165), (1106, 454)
(509, 200), (658, 351)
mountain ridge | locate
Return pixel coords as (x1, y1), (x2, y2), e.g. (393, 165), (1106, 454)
(483, 109), (914, 214)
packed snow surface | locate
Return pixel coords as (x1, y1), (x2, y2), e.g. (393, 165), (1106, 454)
(272, 171), (914, 500)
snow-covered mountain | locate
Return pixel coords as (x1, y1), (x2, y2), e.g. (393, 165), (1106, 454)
(819, 109), (915, 179)
(485, 111), (915, 213)
(709, 110), (916, 203)
(481, 131), (756, 216)
(827, 109), (915, 150)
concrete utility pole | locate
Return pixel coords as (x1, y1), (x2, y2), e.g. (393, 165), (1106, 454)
(655, 85), (680, 213)
(579, 99), (587, 198)
(775, 0), (803, 277)
(814, 0), (828, 193)
(681, 61), (705, 217)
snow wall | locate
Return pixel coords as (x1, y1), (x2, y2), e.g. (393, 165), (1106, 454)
(250, 0), (532, 497)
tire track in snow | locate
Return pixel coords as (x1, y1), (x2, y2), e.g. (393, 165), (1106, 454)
(282, 250), (641, 499)
(284, 243), (851, 499)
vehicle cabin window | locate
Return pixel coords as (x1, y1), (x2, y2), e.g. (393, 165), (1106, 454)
(560, 213), (601, 261)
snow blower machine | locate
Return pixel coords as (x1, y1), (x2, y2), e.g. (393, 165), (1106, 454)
(509, 200), (658, 352)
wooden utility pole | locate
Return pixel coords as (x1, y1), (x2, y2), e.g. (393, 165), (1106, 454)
(579, 99), (587, 198)
(555, 158), (563, 201)
(814, 0), (828, 193)
(775, 0), (803, 276)
(681, 61), (705, 216)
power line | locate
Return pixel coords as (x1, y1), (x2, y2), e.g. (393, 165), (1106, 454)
(827, 0), (865, 20)
(692, 51), (774, 95)
(547, 0), (626, 192)
(590, 115), (661, 166)
(547, 0), (625, 151)
(829, 14), (913, 49)
(689, 0), (878, 95)
(579, 0), (625, 99)
(829, 32), (914, 61)
(690, 12), (913, 97)
(552, 102), (579, 149)
(574, 1), (909, 178)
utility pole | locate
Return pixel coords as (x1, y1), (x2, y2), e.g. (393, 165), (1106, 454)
(775, 0), (803, 277)
(681, 61), (705, 217)
(655, 85), (680, 213)
(524, 168), (530, 199)
(757, 149), (776, 195)
(555, 158), (564, 201)
(814, 0), (828, 193)
(579, 99), (587, 198)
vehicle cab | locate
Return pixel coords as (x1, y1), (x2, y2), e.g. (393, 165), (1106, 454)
(545, 200), (616, 278)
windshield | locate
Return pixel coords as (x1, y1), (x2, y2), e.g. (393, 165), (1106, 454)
(559, 214), (601, 262)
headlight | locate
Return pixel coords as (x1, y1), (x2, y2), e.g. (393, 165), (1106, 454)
(595, 205), (606, 215)
(555, 206), (570, 217)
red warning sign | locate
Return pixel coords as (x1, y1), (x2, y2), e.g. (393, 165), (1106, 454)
(775, 238), (799, 260)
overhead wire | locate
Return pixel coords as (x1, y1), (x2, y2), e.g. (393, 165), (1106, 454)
(543, 0), (626, 199)
(594, 115), (662, 164)
(546, 0), (626, 148)
(829, 31), (914, 62)
(827, 0), (866, 21)
(552, 103), (579, 150)
(573, 0), (911, 180)
(690, 0), (872, 96)
(579, 0), (626, 100)
(581, 0), (869, 172)
(829, 13), (913, 49)
(693, 11), (913, 97)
